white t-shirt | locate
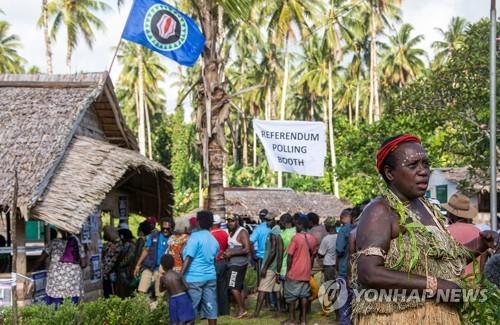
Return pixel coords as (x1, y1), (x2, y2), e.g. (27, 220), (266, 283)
(318, 233), (337, 266)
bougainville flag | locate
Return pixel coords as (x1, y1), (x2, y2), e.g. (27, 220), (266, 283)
(122, 0), (205, 66)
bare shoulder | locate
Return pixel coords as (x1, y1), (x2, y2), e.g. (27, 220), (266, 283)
(356, 196), (398, 251)
(358, 197), (396, 227)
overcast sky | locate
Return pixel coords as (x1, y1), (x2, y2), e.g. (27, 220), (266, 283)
(0, 1), (496, 116)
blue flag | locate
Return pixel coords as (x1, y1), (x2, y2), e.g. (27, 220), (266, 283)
(122, 0), (205, 66)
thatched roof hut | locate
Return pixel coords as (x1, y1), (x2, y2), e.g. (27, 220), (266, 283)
(224, 187), (351, 221)
(0, 73), (173, 233)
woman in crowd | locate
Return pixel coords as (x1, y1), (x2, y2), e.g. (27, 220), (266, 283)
(166, 218), (189, 273)
(115, 228), (136, 298)
(352, 134), (498, 324)
(37, 229), (87, 306)
(102, 225), (122, 298)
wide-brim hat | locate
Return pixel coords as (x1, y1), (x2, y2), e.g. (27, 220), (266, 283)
(442, 192), (478, 219)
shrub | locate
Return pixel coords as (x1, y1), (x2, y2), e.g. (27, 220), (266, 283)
(0, 294), (168, 325)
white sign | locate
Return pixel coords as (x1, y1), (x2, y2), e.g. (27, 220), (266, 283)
(253, 119), (326, 176)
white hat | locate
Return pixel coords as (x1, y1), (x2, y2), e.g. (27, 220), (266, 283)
(213, 214), (222, 225)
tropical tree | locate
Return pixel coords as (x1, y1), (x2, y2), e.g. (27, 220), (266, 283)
(268, 0), (322, 121)
(45, 0), (110, 71)
(179, 0), (256, 215)
(226, 9), (264, 167)
(116, 41), (167, 158)
(268, 0), (322, 187)
(342, 6), (370, 124)
(431, 16), (468, 68)
(380, 23), (426, 88)
(0, 20), (25, 73)
(37, 0), (53, 74)
(362, 0), (400, 123)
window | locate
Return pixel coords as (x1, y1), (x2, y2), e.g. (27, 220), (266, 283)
(436, 185), (448, 203)
(25, 220), (45, 241)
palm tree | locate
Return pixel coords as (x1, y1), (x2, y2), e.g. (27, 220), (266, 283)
(37, 0), (53, 74)
(431, 16), (467, 68)
(179, 0), (256, 215)
(227, 10), (264, 167)
(362, 0), (400, 123)
(46, 0), (110, 71)
(268, 0), (322, 187)
(116, 41), (167, 158)
(295, 35), (327, 121)
(343, 6), (370, 124)
(269, 0), (322, 121)
(0, 20), (26, 73)
(380, 23), (425, 88)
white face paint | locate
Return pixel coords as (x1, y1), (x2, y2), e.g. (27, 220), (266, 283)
(401, 152), (427, 167)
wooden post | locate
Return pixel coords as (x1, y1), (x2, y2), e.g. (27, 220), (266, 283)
(156, 173), (161, 218)
(15, 214), (26, 303)
(10, 170), (18, 325)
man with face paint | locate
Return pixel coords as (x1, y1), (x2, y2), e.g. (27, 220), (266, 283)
(352, 134), (499, 324)
(134, 217), (173, 298)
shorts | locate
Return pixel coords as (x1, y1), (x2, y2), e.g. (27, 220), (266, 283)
(228, 264), (247, 290)
(258, 270), (281, 293)
(284, 279), (311, 303)
(187, 280), (218, 320)
(169, 292), (195, 324)
(138, 268), (161, 297)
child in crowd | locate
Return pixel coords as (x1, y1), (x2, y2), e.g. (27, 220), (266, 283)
(159, 254), (195, 325)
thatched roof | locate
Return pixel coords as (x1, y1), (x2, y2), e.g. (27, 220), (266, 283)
(0, 73), (137, 217)
(32, 136), (173, 233)
(433, 167), (500, 192)
(224, 188), (351, 221)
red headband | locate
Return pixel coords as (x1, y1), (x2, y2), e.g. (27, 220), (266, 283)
(376, 134), (421, 172)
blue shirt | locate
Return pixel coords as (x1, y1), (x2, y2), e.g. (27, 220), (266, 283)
(250, 222), (271, 259)
(335, 223), (352, 277)
(183, 229), (219, 283)
(144, 232), (169, 270)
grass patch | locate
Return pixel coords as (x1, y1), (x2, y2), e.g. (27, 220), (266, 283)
(218, 293), (337, 325)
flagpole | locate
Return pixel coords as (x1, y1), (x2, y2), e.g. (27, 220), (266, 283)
(489, 0), (497, 231)
(107, 0), (136, 74)
(108, 38), (123, 74)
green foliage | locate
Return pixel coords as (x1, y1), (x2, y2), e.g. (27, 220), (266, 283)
(0, 294), (168, 325)
(0, 20), (26, 73)
(460, 274), (500, 325)
(154, 106), (201, 215)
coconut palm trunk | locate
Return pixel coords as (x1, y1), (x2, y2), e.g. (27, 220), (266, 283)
(198, 0), (228, 215)
(66, 37), (73, 72)
(327, 60), (339, 197)
(253, 128), (257, 168)
(277, 33), (290, 188)
(242, 112), (249, 167)
(42, 0), (53, 74)
(137, 47), (146, 156)
(355, 80), (360, 124)
(279, 35), (289, 121)
(369, 2), (380, 122)
(145, 104), (152, 159)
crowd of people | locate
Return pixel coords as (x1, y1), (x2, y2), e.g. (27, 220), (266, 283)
(30, 133), (499, 325)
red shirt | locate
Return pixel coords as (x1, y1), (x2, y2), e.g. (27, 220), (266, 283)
(448, 223), (480, 275)
(287, 232), (317, 281)
(210, 228), (229, 261)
